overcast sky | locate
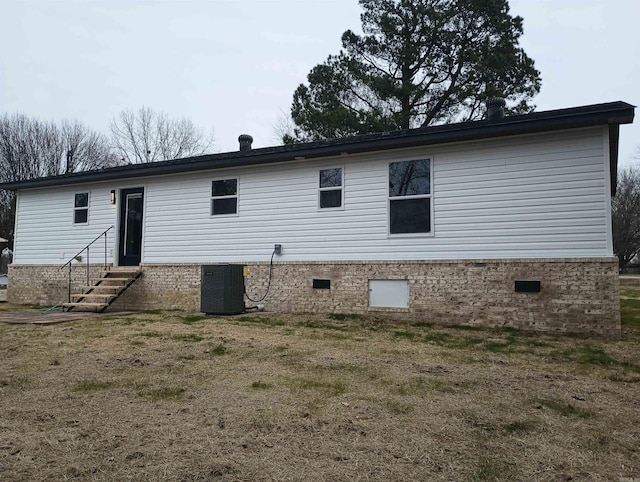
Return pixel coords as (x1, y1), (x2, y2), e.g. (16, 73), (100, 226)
(0, 0), (638, 166)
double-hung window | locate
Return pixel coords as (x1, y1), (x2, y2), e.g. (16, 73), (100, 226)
(388, 159), (432, 234)
(211, 179), (238, 215)
(74, 192), (89, 224)
(319, 167), (343, 209)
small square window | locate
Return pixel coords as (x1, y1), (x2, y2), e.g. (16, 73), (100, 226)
(73, 192), (89, 224)
(211, 179), (238, 215)
(319, 168), (343, 209)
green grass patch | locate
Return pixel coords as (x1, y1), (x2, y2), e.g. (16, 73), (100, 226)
(209, 344), (226, 356)
(385, 399), (413, 414)
(411, 321), (433, 328)
(171, 333), (204, 343)
(423, 332), (453, 345)
(299, 320), (348, 331)
(458, 337), (485, 348)
(236, 316), (286, 326)
(578, 345), (616, 366)
(140, 387), (186, 401)
(503, 420), (537, 433)
(295, 378), (347, 396)
(181, 315), (208, 324)
(73, 380), (114, 392)
(0, 376), (30, 389)
(250, 381), (273, 389)
(537, 399), (594, 419)
(328, 313), (364, 322)
(483, 340), (515, 353)
(393, 376), (453, 395)
(448, 324), (482, 331)
(561, 345), (640, 373)
(178, 354), (196, 360)
(472, 459), (511, 481)
(621, 297), (640, 327)
(394, 330), (418, 340)
(139, 330), (163, 338)
(608, 372), (640, 383)
(620, 288), (640, 298)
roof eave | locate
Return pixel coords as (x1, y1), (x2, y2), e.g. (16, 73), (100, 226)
(0, 101), (634, 191)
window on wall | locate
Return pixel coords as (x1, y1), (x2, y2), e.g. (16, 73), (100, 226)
(211, 179), (238, 215)
(319, 167), (343, 209)
(388, 159), (432, 234)
(74, 192), (89, 224)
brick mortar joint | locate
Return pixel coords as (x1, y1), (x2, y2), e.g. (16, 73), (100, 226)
(9, 257), (619, 271)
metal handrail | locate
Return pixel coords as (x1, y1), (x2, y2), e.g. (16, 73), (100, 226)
(60, 225), (114, 303)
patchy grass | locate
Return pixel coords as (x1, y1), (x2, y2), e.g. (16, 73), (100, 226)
(293, 378), (347, 396)
(236, 315), (286, 326)
(503, 420), (537, 433)
(620, 287), (640, 298)
(72, 379), (114, 392)
(561, 344), (640, 373)
(250, 381), (272, 390)
(0, 303), (638, 481)
(328, 313), (364, 322)
(171, 333), (204, 343)
(140, 387), (186, 402)
(394, 330), (419, 340)
(181, 315), (208, 324)
(537, 399), (595, 419)
(621, 290), (640, 327)
(208, 343), (226, 356)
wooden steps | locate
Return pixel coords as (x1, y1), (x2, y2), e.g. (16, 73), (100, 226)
(63, 267), (142, 312)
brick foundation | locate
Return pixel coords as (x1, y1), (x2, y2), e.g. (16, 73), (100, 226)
(8, 258), (620, 336)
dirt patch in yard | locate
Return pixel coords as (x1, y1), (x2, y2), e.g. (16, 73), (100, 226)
(1, 294), (640, 481)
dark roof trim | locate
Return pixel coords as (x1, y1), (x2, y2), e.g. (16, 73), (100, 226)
(609, 124), (620, 196)
(0, 101), (634, 191)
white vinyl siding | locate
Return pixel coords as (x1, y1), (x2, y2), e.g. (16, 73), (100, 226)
(11, 127), (612, 264)
(13, 186), (119, 264)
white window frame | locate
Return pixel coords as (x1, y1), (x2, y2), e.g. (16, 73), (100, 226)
(387, 158), (434, 237)
(318, 166), (344, 211)
(210, 178), (239, 217)
(73, 192), (90, 225)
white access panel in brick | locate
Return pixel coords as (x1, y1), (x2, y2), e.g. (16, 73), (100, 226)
(368, 280), (409, 308)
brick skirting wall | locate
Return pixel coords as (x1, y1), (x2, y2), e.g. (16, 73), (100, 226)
(8, 258), (620, 336)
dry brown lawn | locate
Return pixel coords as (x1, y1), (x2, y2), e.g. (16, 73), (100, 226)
(1, 291), (639, 481)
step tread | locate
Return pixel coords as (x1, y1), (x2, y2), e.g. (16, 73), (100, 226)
(62, 302), (109, 307)
(81, 285), (122, 291)
(89, 277), (133, 282)
(71, 293), (117, 299)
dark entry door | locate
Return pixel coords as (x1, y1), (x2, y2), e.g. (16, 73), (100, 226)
(118, 187), (144, 266)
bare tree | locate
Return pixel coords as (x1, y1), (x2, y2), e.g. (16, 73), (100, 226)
(110, 107), (215, 164)
(0, 114), (61, 181)
(0, 113), (117, 247)
(61, 120), (120, 173)
(272, 110), (298, 145)
(612, 163), (640, 270)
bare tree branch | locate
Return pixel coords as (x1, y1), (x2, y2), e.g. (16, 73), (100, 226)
(109, 107), (215, 164)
